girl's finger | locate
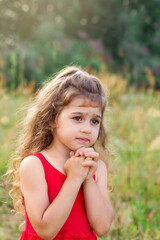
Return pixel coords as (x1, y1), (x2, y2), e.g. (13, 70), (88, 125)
(75, 149), (99, 161)
(85, 165), (97, 180)
(75, 147), (95, 156)
(82, 160), (97, 168)
(86, 172), (95, 180)
(84, 152), (99, 160)
(75, 151), (85, 157)
(70, 151), (75, 157)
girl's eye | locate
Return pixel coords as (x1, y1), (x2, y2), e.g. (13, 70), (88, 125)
(73, 116), (82, 121)
(91, 119), (100, 125)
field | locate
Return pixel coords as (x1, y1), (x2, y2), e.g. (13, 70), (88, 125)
(0, 73), (160, 240)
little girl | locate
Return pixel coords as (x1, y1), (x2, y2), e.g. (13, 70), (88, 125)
(10, 66), (114, 240)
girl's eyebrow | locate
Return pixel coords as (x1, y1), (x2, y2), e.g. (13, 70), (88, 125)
(71, 112), (102, 119)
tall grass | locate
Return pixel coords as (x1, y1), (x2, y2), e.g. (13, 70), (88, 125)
(0, 68), (160, 239)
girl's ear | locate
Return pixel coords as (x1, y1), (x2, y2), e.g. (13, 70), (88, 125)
(49, 122), (56, 129)
(51, 112), (59, 128)
(50, 121), (56, 135)
(50, 121), (56, 129)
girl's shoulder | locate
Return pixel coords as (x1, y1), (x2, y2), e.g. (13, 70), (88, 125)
(20, 155), (45, 184)
(20, 155), (43, 172)
(20, 155), (47, 196)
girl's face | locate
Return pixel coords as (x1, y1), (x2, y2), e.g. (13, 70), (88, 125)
(52, 96), (102, 154)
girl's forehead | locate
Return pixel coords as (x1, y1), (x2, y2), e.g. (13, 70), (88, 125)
(58, 97), (103, 119)
(68, 96), (101, 109)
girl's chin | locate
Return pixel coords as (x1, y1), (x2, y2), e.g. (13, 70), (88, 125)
(68, 143), (92, 152)
(74, 145), (91, 151)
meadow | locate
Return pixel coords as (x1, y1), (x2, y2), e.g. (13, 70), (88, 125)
(0, 71), (160, 240)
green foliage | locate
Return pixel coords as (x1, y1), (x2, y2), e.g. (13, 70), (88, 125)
(1, 39), (100, 90)
(0, 0), (160, 88)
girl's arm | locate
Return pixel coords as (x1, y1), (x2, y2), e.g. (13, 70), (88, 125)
(20, 155), (88, 240)
(82, 159), (114, 236)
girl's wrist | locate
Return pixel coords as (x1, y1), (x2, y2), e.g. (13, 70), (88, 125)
(67, 175), (84, 186)
(83, 177), (94, 186)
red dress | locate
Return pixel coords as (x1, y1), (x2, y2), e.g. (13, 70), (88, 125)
(20, 152), (97, 240)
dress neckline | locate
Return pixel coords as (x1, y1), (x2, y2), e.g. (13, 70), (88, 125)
(35, 152), (67, 178)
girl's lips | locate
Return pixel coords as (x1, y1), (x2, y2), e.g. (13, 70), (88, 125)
(76, 138), (89, 143)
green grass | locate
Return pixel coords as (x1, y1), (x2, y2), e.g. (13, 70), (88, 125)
(106, 90), (160, 240)
(0, 87), (160, 239)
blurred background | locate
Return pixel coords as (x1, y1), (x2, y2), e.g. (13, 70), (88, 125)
(0, 0), (160, 239)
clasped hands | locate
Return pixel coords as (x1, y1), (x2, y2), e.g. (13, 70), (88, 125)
(64, 147), (99, 183)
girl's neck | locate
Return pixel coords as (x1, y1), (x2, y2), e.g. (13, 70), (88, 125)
(43, 139), (71, 165)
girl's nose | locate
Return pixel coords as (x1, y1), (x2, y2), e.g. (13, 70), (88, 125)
(80, 122), (91, 134)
